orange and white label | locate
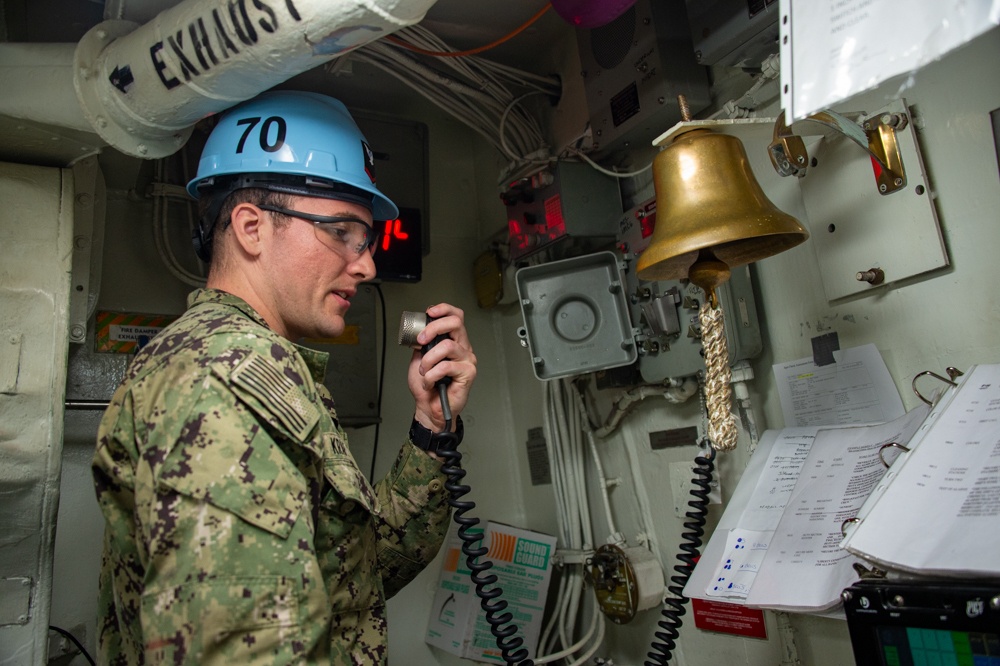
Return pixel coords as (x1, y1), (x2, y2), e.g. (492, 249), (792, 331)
(96, 311), (176, 354)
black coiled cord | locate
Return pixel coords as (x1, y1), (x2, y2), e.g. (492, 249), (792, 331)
(431, 385), (533, 666)
(645, 446), (716, 666)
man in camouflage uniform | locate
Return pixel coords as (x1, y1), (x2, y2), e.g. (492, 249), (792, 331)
(92, 91), (476, 665)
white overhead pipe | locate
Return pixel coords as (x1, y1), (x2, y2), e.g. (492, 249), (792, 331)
(0, 44), (94, 134)
(0, 0), (438, 159)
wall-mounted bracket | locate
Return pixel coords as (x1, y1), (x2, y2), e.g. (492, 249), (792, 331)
(769, 107), (908, 195)
(795, 99), (948, 300)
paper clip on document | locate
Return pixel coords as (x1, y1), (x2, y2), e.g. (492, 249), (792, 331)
(910, 366), (964, 406)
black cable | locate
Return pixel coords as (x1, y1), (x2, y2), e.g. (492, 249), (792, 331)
(369, 283), (388, 481)
(645, 446), (716, 666)
(48, 625), (96, 666)
(432, 391), (533, 666)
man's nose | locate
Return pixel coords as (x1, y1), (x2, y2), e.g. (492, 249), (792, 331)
(351, 249), (377, 281)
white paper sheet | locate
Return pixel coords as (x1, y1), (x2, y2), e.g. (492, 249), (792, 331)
(744, 407), (929, 611)
(741, 429), (817, 531)
(692, 428), (818, 601)
(705, 530), (771, 598)
(773, 344), (904, 427)
(782, 0), (1000, 120)
(841, 364), (1000, 577)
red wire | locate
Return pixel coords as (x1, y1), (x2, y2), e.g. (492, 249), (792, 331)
(385, 4), (552, 58)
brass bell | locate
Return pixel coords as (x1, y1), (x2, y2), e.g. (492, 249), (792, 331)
(636, 127), (808, 293)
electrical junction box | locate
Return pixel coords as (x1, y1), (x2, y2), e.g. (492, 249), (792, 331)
(617, 198), (762, 382)
(576, 0), (710, 156)
(516, 252), (638, 381)
(685, 0), (780, 68)
(504, 161), (621, 261)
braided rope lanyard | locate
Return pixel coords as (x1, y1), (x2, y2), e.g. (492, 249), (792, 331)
(699, 292), (738, 452)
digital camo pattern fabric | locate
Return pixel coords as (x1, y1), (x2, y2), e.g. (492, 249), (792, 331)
(93, 289), (451, 665)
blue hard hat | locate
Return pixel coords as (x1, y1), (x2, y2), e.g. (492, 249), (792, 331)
(187, 91), (398, 221)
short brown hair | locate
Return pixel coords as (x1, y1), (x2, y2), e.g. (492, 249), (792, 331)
(203, 188), (293, 268)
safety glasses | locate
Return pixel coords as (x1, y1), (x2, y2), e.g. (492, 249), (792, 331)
(259, 204), (380, 258)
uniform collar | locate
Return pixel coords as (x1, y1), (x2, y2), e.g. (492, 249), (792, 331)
(188, 288), (330, 383)
(189, 287), (270, 327)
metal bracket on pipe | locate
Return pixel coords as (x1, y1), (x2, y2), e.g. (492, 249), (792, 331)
(768, 106), (908, 195)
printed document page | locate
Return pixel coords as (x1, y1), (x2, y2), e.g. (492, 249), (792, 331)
(783, 0), (998, 120)
(774, 344), (904, 428)
(842, 364), (1000, 577)
(745, 407), (929, 611)
(686, 429), (817, 602)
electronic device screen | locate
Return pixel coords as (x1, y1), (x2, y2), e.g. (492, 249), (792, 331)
(875, 625), (999, 665)
(844, 580), (1000, 666)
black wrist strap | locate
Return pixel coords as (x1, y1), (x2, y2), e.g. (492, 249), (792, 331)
(410, 416), (464, 454)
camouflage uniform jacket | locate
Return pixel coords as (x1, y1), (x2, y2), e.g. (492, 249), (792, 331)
(93, 289), (451, 665)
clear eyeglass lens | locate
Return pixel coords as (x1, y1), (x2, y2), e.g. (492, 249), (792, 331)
(313, 220), (377, 257)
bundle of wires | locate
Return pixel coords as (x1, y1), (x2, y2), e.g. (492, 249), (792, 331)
(151, 150), (206, 287)
(534, 377), (615, 665)
(352, 10), (561, 171)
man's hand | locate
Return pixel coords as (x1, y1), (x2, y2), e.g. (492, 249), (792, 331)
(407, 303), (477, 433)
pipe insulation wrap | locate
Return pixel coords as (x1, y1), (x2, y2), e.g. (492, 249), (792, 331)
(0, 44), (95, 133)
(72, 0), (438, 157)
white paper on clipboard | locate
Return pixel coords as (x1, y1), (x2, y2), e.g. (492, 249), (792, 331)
(780, 0), (1000, 121)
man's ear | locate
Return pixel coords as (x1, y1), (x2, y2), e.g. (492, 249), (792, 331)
(228, 203), (265, 258)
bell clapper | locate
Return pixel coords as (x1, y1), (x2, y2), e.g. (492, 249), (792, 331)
(688, 250), (731, 309)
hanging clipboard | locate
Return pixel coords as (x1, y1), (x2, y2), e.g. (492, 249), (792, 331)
(839, 364), (1000, 578)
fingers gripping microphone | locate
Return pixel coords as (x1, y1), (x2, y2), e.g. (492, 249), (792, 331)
(398, 311), (450, 361)
(399, 311), (453, 425)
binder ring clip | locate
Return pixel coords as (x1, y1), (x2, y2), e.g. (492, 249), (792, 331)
(841, 517), (861, 538)
(911, 367), (964, 406)
(878, 442), (910, 468)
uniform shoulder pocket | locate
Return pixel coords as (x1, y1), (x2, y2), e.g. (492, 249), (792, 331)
(222, 351), (320, 443)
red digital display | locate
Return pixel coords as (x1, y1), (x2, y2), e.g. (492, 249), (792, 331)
(381, 218), (410, 252)
(374, 207), (422, 282)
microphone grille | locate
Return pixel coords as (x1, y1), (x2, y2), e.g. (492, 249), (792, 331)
(398, 311), (428, 349)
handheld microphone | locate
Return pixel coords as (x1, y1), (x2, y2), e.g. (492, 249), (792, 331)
(398, 311), (453, 426)
(398, 311), (447, 352)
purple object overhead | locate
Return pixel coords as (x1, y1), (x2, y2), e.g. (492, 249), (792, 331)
(549, 0), (637, 29)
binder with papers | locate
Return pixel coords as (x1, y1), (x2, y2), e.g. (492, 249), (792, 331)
(685, 362), (1000, 613)
(839, 363), (1000, 578)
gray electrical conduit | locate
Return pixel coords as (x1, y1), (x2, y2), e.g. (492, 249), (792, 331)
(595, 378), (699, 439)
